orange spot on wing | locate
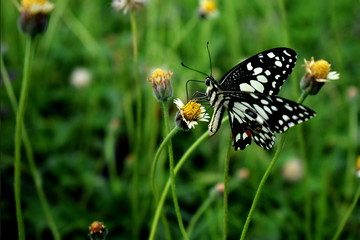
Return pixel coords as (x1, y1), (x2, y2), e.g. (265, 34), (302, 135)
(245, 130), (252, 137)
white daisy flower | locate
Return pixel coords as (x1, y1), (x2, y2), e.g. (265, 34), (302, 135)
(301, 57), (340, 95)
(174, 98), (210, 130)
(304, 57), (340, 82)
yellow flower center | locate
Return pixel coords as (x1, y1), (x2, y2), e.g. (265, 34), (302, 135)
(310, 59), (330, 79)
(22, 0), (47, 9)
(182, 100), (202, 121)
(21, 0), (54, 14)
(147, 68), (173, 84)
(202, 0), (217, 13)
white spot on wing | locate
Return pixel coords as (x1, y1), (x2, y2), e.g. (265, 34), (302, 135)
(275, 60), (282, 67)
(239, 83), (255, 92)
(250, 93), (258, 99)
(283, 115), (290, 121)
(253, 67), (263, 74)
(254, 104), (268, 120)
(257, 75), (268, 83)
(283, 50), (291, 56)
(285, 105), (293, 111)
(267, 52), (275, 58)
(247, 62), (253, 71)
(242, 132), (247, 140)
(250, 80), (264, 92)
(260, 99), (269, 105)
(264, 106), (272, 114)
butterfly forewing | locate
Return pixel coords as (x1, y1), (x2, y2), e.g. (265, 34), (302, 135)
(219, 48), (296, 96)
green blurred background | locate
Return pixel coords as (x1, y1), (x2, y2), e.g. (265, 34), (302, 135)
(1, 0), (359, 239)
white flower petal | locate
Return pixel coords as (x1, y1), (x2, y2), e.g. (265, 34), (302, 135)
(173, 98), (184, 109)
(327, 71), (340, 80)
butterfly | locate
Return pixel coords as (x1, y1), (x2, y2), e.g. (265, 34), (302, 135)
(193, 47), (316, 150)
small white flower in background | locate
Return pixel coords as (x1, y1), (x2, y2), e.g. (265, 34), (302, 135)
(282, 158), (304, 182)
(70, 67), (92, 89)
(347, 86), (358, 101)
(237, 168), (250, 180)
(112, 0), (147, 14)
(174, 98), (210, 130)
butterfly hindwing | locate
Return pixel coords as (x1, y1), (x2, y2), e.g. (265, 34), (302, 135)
(224, 92), (315, 149)
(227, 93), (276, 150)
(219, 48), (297, 96)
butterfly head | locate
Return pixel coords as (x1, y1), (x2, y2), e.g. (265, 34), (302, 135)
(205, 76), (215, 86)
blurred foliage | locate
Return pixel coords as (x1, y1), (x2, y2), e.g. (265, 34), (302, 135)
(1, 0), (359, 239)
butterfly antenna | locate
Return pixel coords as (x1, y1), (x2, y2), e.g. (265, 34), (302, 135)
(181, 62), (209, 77)
(206, 41), (213, 76)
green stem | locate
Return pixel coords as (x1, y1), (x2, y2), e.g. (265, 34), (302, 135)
(332, 183), (360, 240)
(239, 131), (288, 240)
(130, 10), (142, 239)
(2, 56), (61, 240)
(149, 117), (228, 240)
(223, 136), (232, 240)
(150, 124), (179, 240)
(162, 101), (188, 240)
(14, 36), (34, 240)
(130, 10), (142, 136)
(239, 91), (310, 240)
(186, 191), (217, 238)
(151, 126), (180, 199)
(149, 131), (208, 240)
(297, 89), (312, 240)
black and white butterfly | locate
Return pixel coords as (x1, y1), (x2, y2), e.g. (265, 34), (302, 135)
(191, 47), (316, 150)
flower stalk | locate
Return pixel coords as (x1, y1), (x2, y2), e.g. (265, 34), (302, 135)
(162, 100), (189, 240)
(149, 117), (228, 239)
(149, 130), (210, 240)
(332, 184), (360, 240)
(129, 9), (141, 239)
(3, 52), (61, 240)
(239, 90), (310, 240)
(14, 35), (34, 240)
(151, 126), (180, 199)
(223, 135), (232, 240)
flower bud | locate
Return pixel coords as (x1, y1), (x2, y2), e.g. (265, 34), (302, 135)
(18, 0), (54, 38)
(88, 221), (108, 240)
(112, 0), (147, 14)
(147, 68), (173, 102)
